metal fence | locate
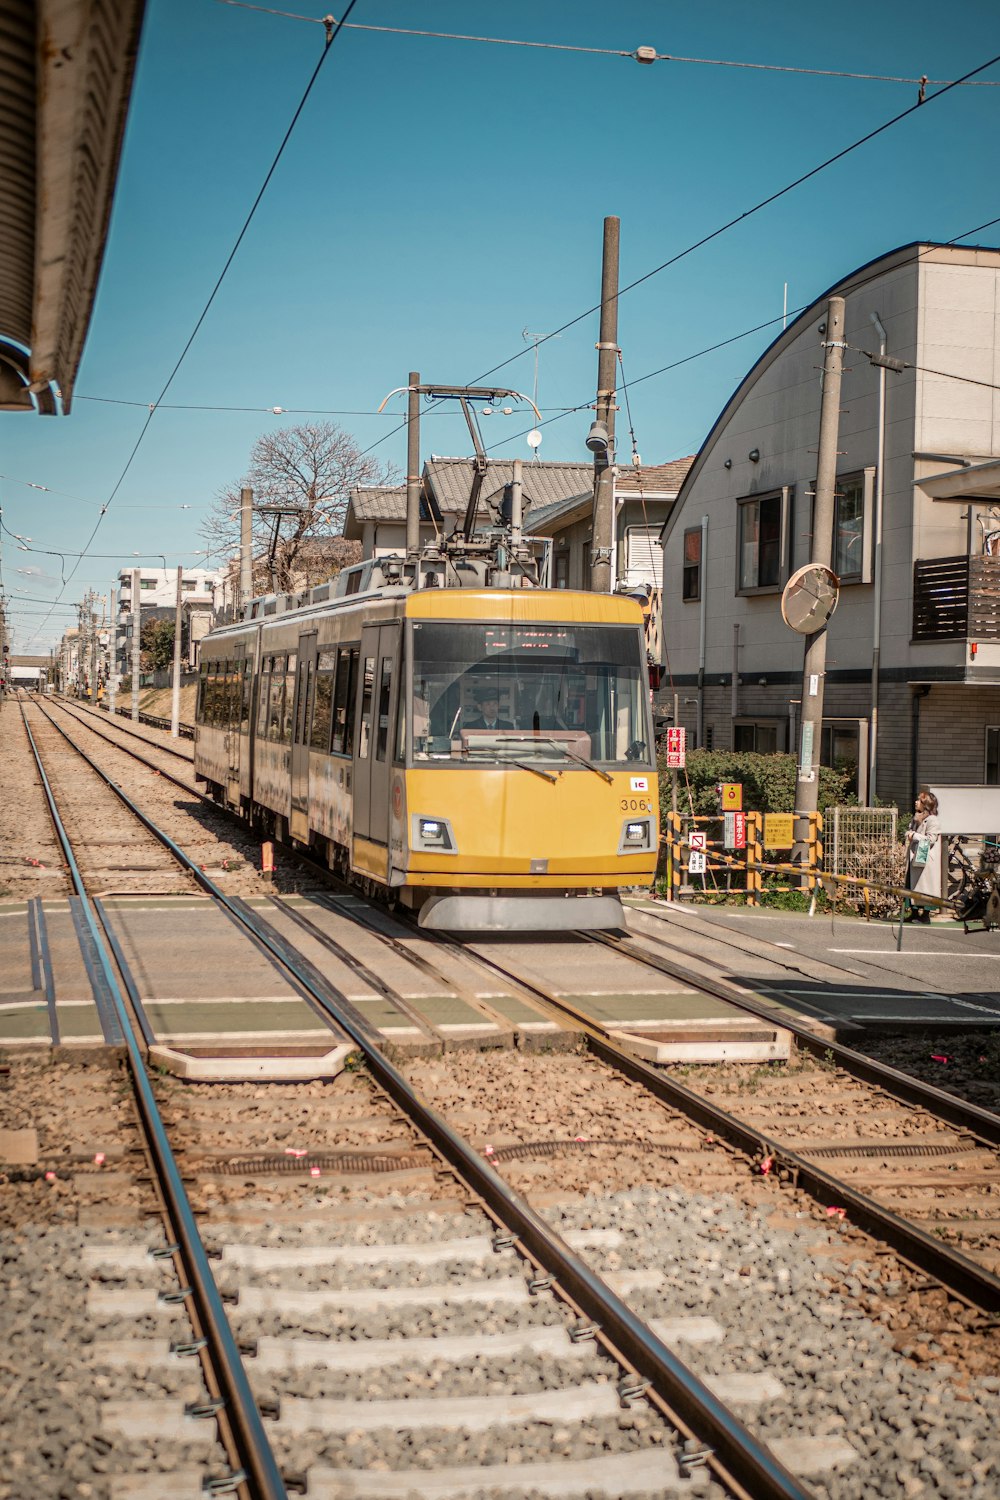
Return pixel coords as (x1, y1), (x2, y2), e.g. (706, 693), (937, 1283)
(823, 805), (902, 916)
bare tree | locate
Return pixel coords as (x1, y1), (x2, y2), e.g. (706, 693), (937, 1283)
(202, 423), (396, 593)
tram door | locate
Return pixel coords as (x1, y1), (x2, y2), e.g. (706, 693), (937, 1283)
(226, 648), (247, 807)
(289, 633), (318, 842)
(353, 623), (400, 853)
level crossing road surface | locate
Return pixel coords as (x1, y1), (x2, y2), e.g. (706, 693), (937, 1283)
(3, 885), (998, 1064)
(629, 898), (1000, 1034)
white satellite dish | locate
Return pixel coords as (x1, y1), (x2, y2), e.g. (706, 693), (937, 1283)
(526, 429), (543, 450)
(781, 563), (840, 634)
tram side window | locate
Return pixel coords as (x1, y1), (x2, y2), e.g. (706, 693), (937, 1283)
(257, 657), (273, 738)
(205, 666), (222, 726)
(239, 660), (252, 732)
(375, 659), (393, 761)
(358, 654), (376, 760)
(281, 654), (297, 744)
(293, 658), (314, 746)
(311, 649), (337, 750)
(221, 661), (234, 729)
(196, 663), (209, 724)
(331, 647), (358, 755)
(266, 654), (285, 741)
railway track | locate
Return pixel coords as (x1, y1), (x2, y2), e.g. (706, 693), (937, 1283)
(30, 694), (1000, 1303)
(11, 694), (817, 1499)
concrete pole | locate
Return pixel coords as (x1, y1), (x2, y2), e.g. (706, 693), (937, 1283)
(89, 591), (98, 703)
(590, 216), (620, 594)
(131, 568), (141, 722)
(795, 296), (846, 838)
(405, 371), (421, 568)
(510, 458), (523, 549)
(108, 587), (117, 714)
(240, 487), (253, 608)
(171, 566), (183, 738)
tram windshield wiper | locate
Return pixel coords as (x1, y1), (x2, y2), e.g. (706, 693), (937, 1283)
(539, 738), (614, 784)
(511, 759), (559, 783)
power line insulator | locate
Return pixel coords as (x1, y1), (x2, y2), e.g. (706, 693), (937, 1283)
(634, 46), (657, 65)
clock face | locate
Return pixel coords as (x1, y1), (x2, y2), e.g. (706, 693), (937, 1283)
(781, 564), (840, 634)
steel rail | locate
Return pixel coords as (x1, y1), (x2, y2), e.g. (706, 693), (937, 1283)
(48, 695), (197, 767)
(26, 709), (811, 1500)
(52, 688), (996, 1316)
(399, 928), (1000, 1314)
(596, 928), (1000, 1145)
(18, 701), (288, 1500)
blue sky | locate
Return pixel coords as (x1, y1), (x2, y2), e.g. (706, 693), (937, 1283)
(2, 0), (997, 650)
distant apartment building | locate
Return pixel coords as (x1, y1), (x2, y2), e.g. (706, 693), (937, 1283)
(114, 567), (222, 677)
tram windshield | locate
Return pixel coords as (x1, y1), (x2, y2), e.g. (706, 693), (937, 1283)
(409, 621), (649, 766)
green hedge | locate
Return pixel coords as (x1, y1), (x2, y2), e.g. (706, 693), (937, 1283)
(656, 749), (855, 824)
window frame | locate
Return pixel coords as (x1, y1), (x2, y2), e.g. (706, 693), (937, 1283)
(736, 487), (792, 595)
(732, 720), (780, 753)
(806, 468), (876, 584)
(682, 526), (702, 603)
(986, 726), (1000, 785)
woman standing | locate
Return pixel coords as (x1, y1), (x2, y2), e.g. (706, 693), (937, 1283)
(905, 791), (942, 923)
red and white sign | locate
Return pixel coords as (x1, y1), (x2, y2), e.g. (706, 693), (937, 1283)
(689, 830), (707, 852)
(665, 727), (686, 768)
(724, 811), (747, 850)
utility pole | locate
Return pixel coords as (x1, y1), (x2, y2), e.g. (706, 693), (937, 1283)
(589, 216), (620, 594)
(131, 567), (141, 722)
(89, 591), (98, 704)
(405, 371), (421, 566)
(795, 296), (846, 841)
(171, 565), (183, 738)
(108, 586), (117, 714)
(240, 487), (253, 608)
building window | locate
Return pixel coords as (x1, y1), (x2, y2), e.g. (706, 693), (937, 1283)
(733, 722), (778, 753)
(737, 489), (791, 593)
(682, 527), (701, 602)
(140, 579), (156, 590)
(554, 552), (569, 590)
(624, 527), (662, 589)
(808, 469), (875, 583)
(834, 476), (864, 580)
(987, 727), (1000, 784)
(182, 579), (197, 592)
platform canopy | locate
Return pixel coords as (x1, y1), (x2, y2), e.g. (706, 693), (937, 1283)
(0, 0), (145, 414)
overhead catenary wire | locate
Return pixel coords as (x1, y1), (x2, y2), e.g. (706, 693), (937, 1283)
(466, 51), (1000, 394)
(23, 4), (360, 648)
(485, 214), (1000, 455)
(215, 3), (1000, 91)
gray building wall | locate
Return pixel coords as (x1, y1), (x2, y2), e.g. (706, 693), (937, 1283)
(660, 244), (1000, 810)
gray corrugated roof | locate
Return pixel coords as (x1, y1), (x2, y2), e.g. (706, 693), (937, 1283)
(615, 457), (696, 493)
(345, 459), (689, 538)
(426, 458), (593, 514)
(348, 485), (407, 521)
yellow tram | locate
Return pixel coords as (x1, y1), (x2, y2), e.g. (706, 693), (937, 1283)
(195, 557), (659, 929)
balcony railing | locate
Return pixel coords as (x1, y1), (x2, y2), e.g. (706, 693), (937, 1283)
(912, 554), (1000, 642)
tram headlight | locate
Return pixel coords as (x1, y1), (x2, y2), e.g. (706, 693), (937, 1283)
(413, 815), (457, 852)
(618, 817), (654, 853)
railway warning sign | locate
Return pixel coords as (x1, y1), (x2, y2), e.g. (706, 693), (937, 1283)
(665, 727), (686, 768)
(687, 850), (707, 875)
(724, 811), (746, 849)
(764, 813), (795, 848)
